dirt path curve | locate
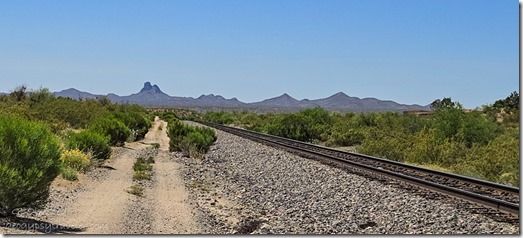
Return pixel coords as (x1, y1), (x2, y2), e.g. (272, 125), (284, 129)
(45, 117), (199, 234)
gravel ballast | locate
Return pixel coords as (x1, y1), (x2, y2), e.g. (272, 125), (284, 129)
(182, 122), (519, 234)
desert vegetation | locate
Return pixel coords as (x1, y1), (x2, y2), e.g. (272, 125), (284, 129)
(0, 85), (152, 216)
(133, 157), (155, 181)
(164, 115), (217, 159)
(0, 115), (62, 216)
(201, 92), (520, 186)
(127, 156), (156, 197)
(60, 149), (92, 181)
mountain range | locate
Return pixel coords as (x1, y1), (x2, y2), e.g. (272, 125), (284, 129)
(53, 82), (431, 112)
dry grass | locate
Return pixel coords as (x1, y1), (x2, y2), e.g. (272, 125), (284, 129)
(132, 157), (154, 181)
(127, 185), (144, 197)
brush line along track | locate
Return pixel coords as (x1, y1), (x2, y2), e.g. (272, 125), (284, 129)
(199, 121), (520, 219)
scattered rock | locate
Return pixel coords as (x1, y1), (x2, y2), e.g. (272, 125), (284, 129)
(181, 122), (520, 234)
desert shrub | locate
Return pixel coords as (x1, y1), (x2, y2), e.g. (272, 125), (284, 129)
(0, 116), (62, 216)
(60, 166), (78, 181)
(133, 157), (154, 181)
(453, 131), (519, 186)
(133, 158), (153, 172)
(178, 137), (193, 157)
(161, 111), (179, 122)
(186, 132), (208, 153)
(27, 95), (109, 130)
(168, 120), (193, 152)
(179, 127), (216, 154)
(431, 105), (499, 148)
(67, 130), (111, 160)
(133, 171), (152, 180)
(111, 105), (152, 141)
(267, 114), (311, 142)
(144, 156), (155, 164)
(167, 120), (217, 157)
(326, 122), (365, 147)
(203, 111), (234, 124)
(403, 128), (443, 165)
(357, 128), (410, 162)
(127, 185), (144, 196)
(188, 146), (204, 160)
(89, 117), (131, 146)
(238, 112), (265, 131)
(456, 111), (499, 147)
(57, 128), (77, 142)
(264, 108), (332, 143)
(60, 149), (91, 172)
(195, 126), (218, 151)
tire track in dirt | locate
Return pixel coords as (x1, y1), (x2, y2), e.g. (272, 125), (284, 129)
(49, 147), (139, 234)
(2, 117), (200, 234)
(145, 118), (201, 234)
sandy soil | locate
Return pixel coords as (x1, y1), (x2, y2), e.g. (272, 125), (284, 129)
(147, 118), (201, 234)
(1, 117), (199, 234)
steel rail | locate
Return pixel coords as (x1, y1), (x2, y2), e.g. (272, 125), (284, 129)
(200, 121), (520, 216)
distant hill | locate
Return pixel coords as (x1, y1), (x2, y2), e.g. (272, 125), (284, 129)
(54, 88), (100, 100)
(51, 82), (431, 112)
(196, 94), (245, 108)
(249, 93), (307, 108)
(309, 92), (427, 111)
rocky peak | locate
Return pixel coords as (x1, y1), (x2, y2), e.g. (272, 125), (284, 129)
(268, 93), (296, 102)
(331, 92), (350, 98)
(280, 93), (292, 98)
(140, 82), (164, 94)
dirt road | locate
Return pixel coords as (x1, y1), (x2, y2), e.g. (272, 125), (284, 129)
(145, 118), (201, 234)
(1, 117), (200, 234)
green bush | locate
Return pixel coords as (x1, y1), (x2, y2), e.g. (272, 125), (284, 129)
(432, 104), (499, 148)
(0, 116), (62, 216)
(195, 126), (218, 151)
(185, 131), (208, 153)
(168, 120), (193, 152)
(178, 136), (194, 157)
(167, 120), (217, 157)
(453, 131), (519, 186)
(161, 111), (179, 123)
(133, 160), (153, 172)
(60, 166), (78, 181)
(357, 128), (410, 162)
(264, 108), (332, 143)
(267, 114), (311, 142)
(326, 122), (365, 147)
(202, 111), (234, 124)
(111, 105), (152, 141)
(60, 149), (91, 172)
(67, 130), (111, 160)
(89, 117), (131, 146)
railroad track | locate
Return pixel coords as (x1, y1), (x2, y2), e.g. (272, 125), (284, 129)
(199, 121), (520, 221)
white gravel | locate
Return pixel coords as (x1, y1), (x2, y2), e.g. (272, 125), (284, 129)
(182, 123), (520, 235)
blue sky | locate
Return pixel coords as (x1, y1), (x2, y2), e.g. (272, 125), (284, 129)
(0, 0), (518, 108)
